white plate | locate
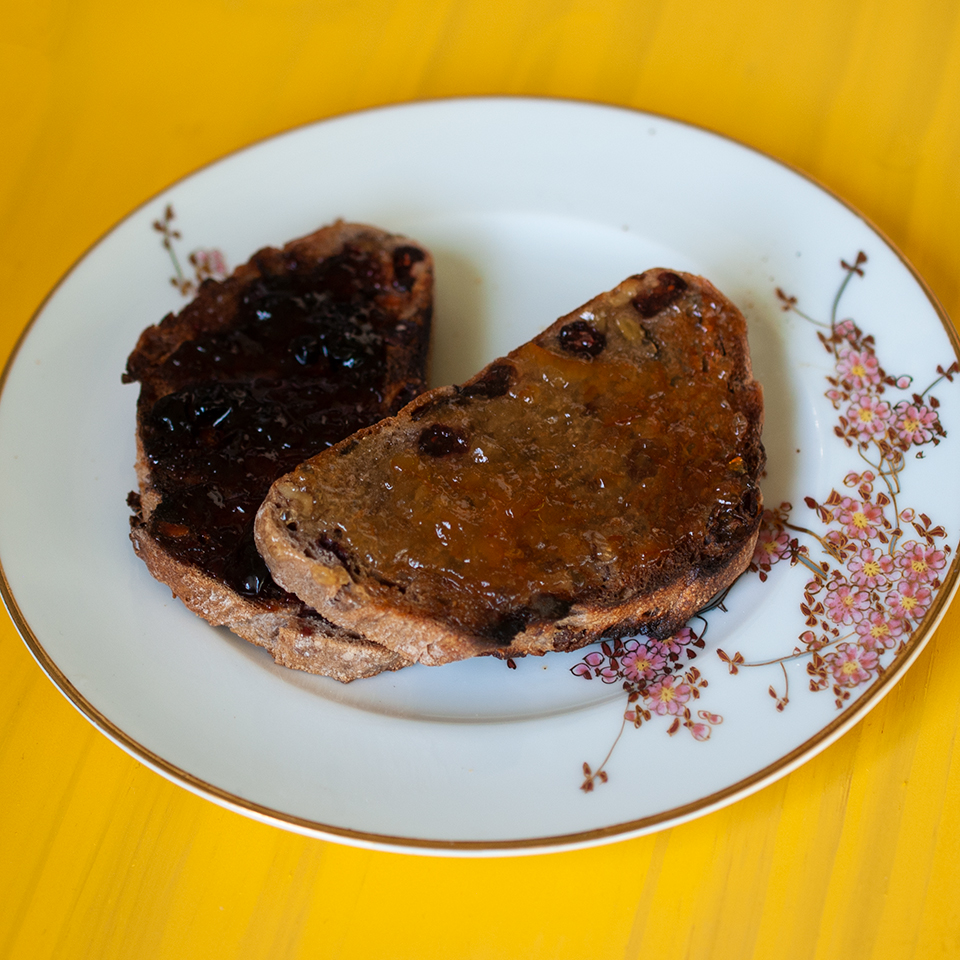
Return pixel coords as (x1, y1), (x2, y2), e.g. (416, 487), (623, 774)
(1, 98), (958, 855)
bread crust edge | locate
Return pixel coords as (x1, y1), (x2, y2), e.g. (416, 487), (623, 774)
(126, 220), (430, 682)
(254, 505), (760, 665)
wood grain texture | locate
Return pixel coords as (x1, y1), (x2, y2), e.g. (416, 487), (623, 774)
(2, 0), (959, 957)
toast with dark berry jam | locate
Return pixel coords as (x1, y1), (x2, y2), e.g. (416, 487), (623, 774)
(124, 221), (432, 681)
(254, 268), (764, 667)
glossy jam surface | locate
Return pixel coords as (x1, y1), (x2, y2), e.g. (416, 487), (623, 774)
(281, 272), (763, 639)
(138, 245), (421, 603)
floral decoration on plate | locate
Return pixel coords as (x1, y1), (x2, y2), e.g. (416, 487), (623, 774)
(573, 252), (957, 791)
(152, 204), (228, 296)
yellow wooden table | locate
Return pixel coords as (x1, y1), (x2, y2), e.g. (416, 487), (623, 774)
(3, 1), (960, 957)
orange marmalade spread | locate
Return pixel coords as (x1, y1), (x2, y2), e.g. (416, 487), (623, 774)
(277, 271), (764, 640)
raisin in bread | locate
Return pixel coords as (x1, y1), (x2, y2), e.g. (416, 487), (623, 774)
(254, 269), (764, 667)
(124, 221), (432, 681)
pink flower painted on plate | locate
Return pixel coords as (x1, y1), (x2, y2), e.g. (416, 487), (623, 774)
(825, 582), (868, 625)
(897, 541), (946, 583)
(646, 676), (692, 716)
(837, 498), (884, 540)
(571, 651), (604, 678)
(189, 247), (228, 280)
(886, 580), (933, 622)
(574, 255), (957, 792)
(753, 527), (791, 566)
(847, 546), (894, 588)
(835, 319), (858, 341)
(855, 609), (903, 649)
(830, 642), (879, 686)
(655, 626), (698, 657)
(688, 723), (711, 742)
(846, 394), (892, 442)
(836, 347), (881, 389)
(823, 529), (856, 560)
(621, 641), (666, 682)
(844, 469), (875, 490)
(895, 403), (938, 447)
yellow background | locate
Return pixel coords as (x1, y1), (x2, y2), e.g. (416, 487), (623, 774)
(3, 0), (960, 957)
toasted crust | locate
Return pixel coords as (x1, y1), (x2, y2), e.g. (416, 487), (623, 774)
(128, 518), (409, 681)
(255, 269), (765, 667)
(125, 221), (433, 681)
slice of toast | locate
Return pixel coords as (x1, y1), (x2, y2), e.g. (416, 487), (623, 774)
(254, 269), (765, 667)
(124, 221), (433, 681)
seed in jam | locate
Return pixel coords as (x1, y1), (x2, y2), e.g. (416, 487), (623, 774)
(559, 320), (606, 357)
(418, 424), (469, 457)
(632, 271), (688, 318)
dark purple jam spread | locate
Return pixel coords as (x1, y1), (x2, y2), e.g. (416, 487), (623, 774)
(133, 245), (424, 604)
